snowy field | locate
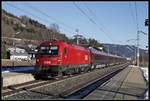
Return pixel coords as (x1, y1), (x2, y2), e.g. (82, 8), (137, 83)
(140, 67), (149, 100)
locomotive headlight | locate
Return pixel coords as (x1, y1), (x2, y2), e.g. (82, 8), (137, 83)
(58, 59), (62, 64)
(36, 59), (39, 62)
(58, 61), (61, 65)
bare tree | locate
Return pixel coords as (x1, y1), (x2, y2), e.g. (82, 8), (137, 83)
(49, 23), (60, 33)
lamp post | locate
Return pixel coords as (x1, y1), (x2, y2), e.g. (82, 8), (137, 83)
(75, 29), (79, 45)
(126, 39), (137, 65)
(13, 31), (22, 53)
(13, 24), (26, 54)
(137, 30), (147, 67)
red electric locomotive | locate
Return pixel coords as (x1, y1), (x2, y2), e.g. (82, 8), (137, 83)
(34, 40), (91, 79)
(34, 40), (127, 79)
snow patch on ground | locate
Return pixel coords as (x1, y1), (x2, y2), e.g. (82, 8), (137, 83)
(140, 67), (148, 100)
(2, 67), (34, 73)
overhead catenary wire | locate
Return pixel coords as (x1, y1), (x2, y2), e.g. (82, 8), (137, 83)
(24, 3), (94, 40)
(73, 3), (103, 31)
(25, 3), (78, 38)
(135, 2), (140, 67)
(134, 2), (139, 31)
(85, 3), (117, 42)
(6, 3), (70, 41)
(27, 3), (101, 41)
(83, 3), (108, 33)
(24, 3), (76, 33)
(73, 2), (115, 43)
(129, 2), (137, 31)
(5, 3), (48, 25)
(5, 3), (47, 40)
(83, 3), (127, 45)
(5, 2), (122, 46)
(6, 3), (60, 41)
(83, 3), (128, 50)
(128, 2), (138, 48)
(25, 4), (95, 38)
(5, 3), (75, 40)
(4, 2), (91, 43)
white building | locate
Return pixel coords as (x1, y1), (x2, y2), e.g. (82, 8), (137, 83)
(126, 57), (132, 61)
(10, 53), (31, 61)
(8, 47), (25, 54)
(8, 47), (31, 61)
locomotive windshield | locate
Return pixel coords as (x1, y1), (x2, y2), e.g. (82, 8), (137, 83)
(39, 45), (59, 56)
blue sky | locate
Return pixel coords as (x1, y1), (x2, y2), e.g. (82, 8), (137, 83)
(2, 1), (148, 49)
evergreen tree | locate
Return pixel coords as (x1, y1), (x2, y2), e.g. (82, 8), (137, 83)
(2, 42), (7, 59)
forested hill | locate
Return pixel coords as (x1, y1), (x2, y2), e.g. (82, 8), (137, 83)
(2, 9), (70, 42)
(2, 9), (103, 47)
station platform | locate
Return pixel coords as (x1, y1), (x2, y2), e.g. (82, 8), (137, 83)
(84, 66), (148, 100)
(2, 72), (35, 87)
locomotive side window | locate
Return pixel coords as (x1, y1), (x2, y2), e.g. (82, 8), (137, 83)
(63, 47), (67, 55)
(39, 45), (59, 56)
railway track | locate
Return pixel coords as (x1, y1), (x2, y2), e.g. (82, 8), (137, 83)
(61, 63), (129, 99)
(2, 63), (129, 99)
(2, 72), (83, 98)
(2, 80), (50, 97)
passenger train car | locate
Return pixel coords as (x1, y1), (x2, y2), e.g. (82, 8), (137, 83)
(34, 40), (127, 79)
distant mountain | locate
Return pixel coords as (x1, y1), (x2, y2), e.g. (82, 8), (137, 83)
(103, 43), (148, 60)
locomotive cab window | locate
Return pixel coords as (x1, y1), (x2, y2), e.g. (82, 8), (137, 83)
(39, 45), (59, 56)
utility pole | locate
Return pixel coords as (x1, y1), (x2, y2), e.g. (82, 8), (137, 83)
(142, 52), (144, 66)
(75, 29), (79, 45)
(134, 46), (137, 65)
(137, 30), (147, 67)
(13, 31), (21, 53)
(126, 39), (137, 65)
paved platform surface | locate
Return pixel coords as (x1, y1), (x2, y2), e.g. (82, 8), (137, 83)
(2, 72), (35, 87)
(84, 66), (148, 100)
